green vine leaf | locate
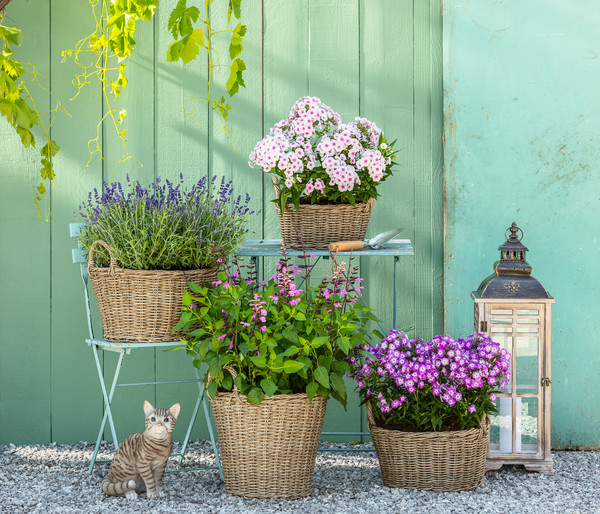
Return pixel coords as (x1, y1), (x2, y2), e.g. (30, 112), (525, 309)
(166, 28), (205, 64)
(168, 0), (200, 39)
(229, 23), (246, 60)
(228, 0), (242, 23)
(226, 57), (245, 97)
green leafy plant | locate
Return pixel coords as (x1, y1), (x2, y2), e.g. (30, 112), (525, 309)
(177, 251), (377, 406)
(77, 174), (252, 270)
(0, 11), (65, 219)
(62, 0), (158, 170)
(166, 0), (246, 145)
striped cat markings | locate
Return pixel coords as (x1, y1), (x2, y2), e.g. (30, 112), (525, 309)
(102, 401), (181, 500)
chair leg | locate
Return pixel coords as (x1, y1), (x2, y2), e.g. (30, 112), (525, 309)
(178, 365), (223, 481)
(88, 345), (125, 473)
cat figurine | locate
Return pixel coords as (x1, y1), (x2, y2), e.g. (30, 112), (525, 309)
(102, 401), (180, 500)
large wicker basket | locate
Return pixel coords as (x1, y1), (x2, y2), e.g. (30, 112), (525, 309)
(209, 373), (328, 500)
(367, 402), (490, 492)
(273, 177), (373, 250)
(87, 240), (217, 342)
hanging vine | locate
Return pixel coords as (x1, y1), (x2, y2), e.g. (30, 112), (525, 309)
(166, 0), (245, 146)
(0, 10), (65, 219)
(61, 0), (158, 170)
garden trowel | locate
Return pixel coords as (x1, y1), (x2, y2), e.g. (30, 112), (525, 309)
(328, 227), (404, 253)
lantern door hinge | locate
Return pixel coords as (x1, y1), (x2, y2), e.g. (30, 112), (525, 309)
(480, 321), (488, 332)
(540, 377), (552, 387)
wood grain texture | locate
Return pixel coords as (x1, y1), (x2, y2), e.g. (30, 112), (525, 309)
(0, 0), (443, 444)
(0, 0), (51, 445)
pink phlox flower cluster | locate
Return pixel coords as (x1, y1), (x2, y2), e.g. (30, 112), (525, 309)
(353, 330), (511, 415)
(356, 149), (387, 182)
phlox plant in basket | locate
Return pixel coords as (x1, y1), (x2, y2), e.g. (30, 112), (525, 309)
(176, 251), (378, 406)
(249, 96), (397, 213)
(348, 330), (511, 431)
(77, 174), (252, 270)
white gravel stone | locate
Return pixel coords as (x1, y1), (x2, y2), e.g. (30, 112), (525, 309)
(0, 441), (598, 513)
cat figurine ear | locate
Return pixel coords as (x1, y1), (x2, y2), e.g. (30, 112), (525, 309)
(169, 403), (181, 420)
(143, 400), (155, 417)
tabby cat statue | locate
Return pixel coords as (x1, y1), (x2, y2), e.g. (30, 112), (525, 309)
(102, 401), (180, 500)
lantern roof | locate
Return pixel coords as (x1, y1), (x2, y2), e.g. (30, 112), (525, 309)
(474, 222), (551, 299)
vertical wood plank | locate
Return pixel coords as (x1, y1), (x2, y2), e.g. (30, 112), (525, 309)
(49, 0), (104, 442)
(153, 0), (211, 442)
(308, 0), (361, 440)
(100, 13), (158, 440)
(0, 0), (51, 444)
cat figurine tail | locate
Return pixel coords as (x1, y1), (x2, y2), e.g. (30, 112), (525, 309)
(101, 401), (181, 500)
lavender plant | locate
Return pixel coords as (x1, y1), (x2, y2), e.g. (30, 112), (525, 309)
(78, 174), (252, 270)
(176, 251), (378, 406)
(349, 331), (511, 431)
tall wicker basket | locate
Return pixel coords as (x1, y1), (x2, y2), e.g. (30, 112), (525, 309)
(209, 379), (328, 500)
(273, 177), (373, 250)
(367, 402), (490, 492)
(87, 240), (217, 342)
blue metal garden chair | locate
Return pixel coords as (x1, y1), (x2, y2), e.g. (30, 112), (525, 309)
(70, 223), (222, 478)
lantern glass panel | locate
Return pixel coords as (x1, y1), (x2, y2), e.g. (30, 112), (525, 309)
(519, 397), (539, 453)
(490, 396), (513, 453)
(489, 333), (512, 393)
(516, 335), (538, 394)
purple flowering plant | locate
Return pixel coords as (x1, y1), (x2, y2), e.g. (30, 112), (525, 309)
(176, 251), (377, 406)
(77, 174), (251, 270)
(249, 96), (397, 214)
(348, 330), (511, 431)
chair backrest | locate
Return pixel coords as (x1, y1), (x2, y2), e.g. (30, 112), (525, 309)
(70, 223), (95, 339)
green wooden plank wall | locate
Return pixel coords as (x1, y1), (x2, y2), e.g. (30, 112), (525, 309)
(0, 0), (443, 444)
(444, 1), (600, 448)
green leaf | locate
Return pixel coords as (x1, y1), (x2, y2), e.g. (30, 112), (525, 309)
(225, 58), (246, 97)
(311, 336), (329, 349)
(229, 23), (246, 60)
(282, 326), (299, 344)
(280, 345), (300, 357)
(207, 380), (218, 399)
(250, 355), (267, 368)
(306, 381), (319, 401)
(314, 366), (330, 388)
(337, 336), (351, 355)
(168, 0), (199, 39)
(247, 387), (264, 405)
(0, 25), (22, 46)
(283, 360), (304, 374)
(260, 378), (278, 397)
(330, 373), (346, 397)
(228, 0), (242, 23)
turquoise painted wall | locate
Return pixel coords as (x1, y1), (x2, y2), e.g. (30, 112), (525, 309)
(0, 1), (443, 444)
(444, 1), (600, 448)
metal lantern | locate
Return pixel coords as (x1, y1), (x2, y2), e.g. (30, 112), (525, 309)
(472, 222), (555, 472)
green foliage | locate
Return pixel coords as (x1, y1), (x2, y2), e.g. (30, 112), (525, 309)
(77, 174), (252, 270)
(0, 14), (63, 219)
(62, 0), (158, 169)
(166, 0), (246, 144)
(177, 251), (378, 407)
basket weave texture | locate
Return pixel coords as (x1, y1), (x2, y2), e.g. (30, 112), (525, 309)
(273, 178), (373, 250)
(367, 402), (490, 492)
(210, 384), (328, 500)
(87, 240), (217, 342)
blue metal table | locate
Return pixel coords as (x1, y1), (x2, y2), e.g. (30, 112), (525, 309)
(236, 239), (414, 449)
(236, 239), (414, 330)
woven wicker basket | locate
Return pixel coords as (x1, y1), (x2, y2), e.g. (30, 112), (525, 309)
(209, 369), (328, 500)
(87, 240), (217, 343)
(273, 177), (374, 250)
(367, 402), (490, 492)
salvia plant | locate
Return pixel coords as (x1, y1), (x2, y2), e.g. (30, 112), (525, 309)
(77, 174), (252, 270)
(249, 96), (398, 213)
(176, 251), (378, 406)
(348, 331), (511, 431)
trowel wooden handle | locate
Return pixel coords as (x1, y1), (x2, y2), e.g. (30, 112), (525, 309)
(328, 241), (365, 252)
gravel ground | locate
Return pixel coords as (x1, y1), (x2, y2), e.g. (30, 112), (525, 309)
(1, 441), (599, 513)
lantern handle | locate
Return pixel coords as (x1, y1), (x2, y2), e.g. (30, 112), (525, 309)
(505, 222), (523, 243)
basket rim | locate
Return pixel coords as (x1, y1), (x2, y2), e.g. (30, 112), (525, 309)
(88, 265), (217, 274)
(210, 390), (329, 406)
